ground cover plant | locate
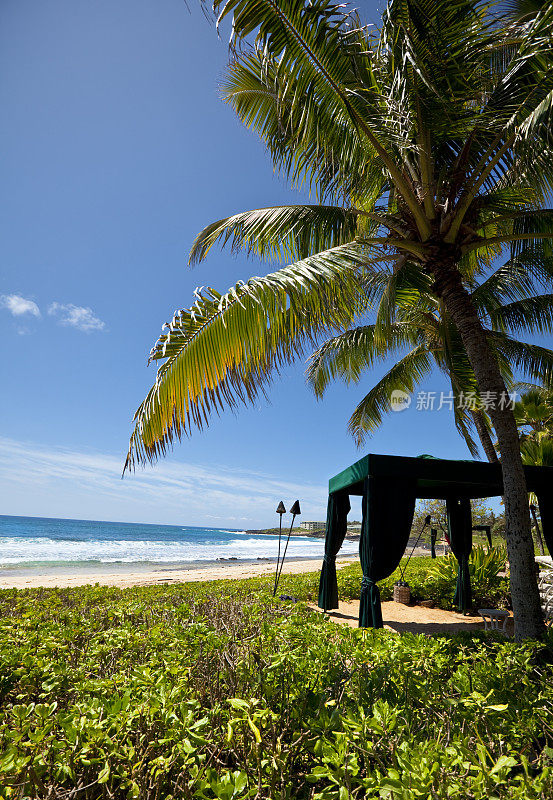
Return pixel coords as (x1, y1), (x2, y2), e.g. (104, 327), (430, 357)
(0, 573), (551, 799)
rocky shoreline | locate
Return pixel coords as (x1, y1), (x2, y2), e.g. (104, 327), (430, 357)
(246, 528), (360, 540)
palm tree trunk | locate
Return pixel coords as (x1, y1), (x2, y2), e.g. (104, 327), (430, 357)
(471, 410), (499, 463)
(431, 258), (544, 640)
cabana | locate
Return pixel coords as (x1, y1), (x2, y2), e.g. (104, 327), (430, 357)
(318, 454), (553, 628)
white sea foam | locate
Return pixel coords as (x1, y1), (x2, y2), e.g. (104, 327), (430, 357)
(0, 534), (358, 565)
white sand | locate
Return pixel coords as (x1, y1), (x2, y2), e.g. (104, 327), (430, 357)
(0, 556), (356, 590)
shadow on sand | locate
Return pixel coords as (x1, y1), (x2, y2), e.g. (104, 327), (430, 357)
(312, 601), (514, 637)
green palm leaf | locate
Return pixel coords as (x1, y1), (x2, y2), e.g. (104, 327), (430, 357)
(347, 346), (434, 444)
(223, 50), (380, 201)
(125, 242), (371, 470)
(189, 204), (365, 265)
(490, 333), (553, 388)
(489, 294), (553, 334)
(214, 0), (431, 234)
(305, 323), (418, 397)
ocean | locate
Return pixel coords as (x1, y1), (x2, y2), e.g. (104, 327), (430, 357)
(0, 515), (359, 576)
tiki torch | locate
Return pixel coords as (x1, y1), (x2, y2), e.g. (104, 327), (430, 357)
(273, 501), (286, 596)
(274, 500), (301, 595)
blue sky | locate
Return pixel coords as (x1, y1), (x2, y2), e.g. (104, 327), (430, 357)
(0, 0), (515, 527)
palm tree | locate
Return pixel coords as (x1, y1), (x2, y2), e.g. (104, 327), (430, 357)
(521, 437), (553, 466)
(514, 386), (553, 441)
(514, 387), (553, 553)
(506, 0), (549, 21)
(306, 250), (553, 466)
(127, 0), (553, 639)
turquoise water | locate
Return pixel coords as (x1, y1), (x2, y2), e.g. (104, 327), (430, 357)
(0, 515), (357, 576)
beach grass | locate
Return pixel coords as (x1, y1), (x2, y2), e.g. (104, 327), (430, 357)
(0, 566), (551, 798)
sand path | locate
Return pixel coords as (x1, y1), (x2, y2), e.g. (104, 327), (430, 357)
(312, 599), (514, 636)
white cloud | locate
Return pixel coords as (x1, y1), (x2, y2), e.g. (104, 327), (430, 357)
(48, 303), (105, 332)
(0, 294), (40, 317)
(0, 437), (328, 528)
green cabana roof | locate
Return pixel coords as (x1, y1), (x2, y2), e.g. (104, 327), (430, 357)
(329, 453), (553, 499)
(321, 452), (553, 628)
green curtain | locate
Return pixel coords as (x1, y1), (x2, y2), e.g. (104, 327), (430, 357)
(536, 492), (553, 556)
(359, 476), (416, 628)
(318, 491), (351, 611)
(446, 497), (473, 612)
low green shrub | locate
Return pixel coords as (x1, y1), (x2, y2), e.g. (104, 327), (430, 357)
(0, 580), (551, 798)
(423, 546), (510, 610)
(274, 552), (510, 611)
(274, 557), (436, 605)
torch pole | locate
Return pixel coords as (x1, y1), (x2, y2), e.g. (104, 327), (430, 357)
(530, 504), (546, 556)
(399, 516), (430, 582)
(273, 501), (286, 597)
(274, 500), (301, 596)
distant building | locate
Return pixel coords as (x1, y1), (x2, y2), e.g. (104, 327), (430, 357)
(300, 521), (326, 532)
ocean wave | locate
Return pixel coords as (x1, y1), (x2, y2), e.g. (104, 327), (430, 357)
(0, 533), (358, 566)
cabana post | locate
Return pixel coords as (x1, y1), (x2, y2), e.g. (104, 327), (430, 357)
(318, 454), (553, 628)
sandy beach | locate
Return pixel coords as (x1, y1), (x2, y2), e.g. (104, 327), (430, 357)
(0, 555), (357, 590)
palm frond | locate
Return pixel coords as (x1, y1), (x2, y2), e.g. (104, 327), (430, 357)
(373, 256), (432, 344)
(189, 204), (365, 265)
(125, 242), (373, 470)
(305, 323), (418, 397)
(347, 345), (433, 445)
(471, 247), (553, 315)
(214, 0), (431, 234)
(488, 294), (553, 334)
(453, 403), (481, 460)
(489, 332), (553, 388)
(223, 50), (380, 201)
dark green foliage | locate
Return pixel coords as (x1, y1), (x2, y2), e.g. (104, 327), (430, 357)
(275, 554), (510, 611)
(0, 574), (550, 798)
(423, 546), (510, 610)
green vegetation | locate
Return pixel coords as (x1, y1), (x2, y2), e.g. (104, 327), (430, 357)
(0, 560), (542, 799)
(246, 528), (325, 539)
(514, 388), (553, 469)
(411, 499), (506, 547)
(278, 552), (510, 612)
(123, 0), (553, 639)
(422, 546), (509, 610)
(305, 269), (528, 461)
